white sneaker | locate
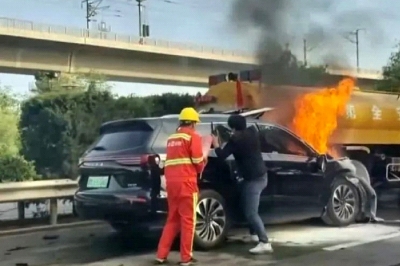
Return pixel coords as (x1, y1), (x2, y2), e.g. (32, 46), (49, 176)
(249, 242), (273, 254)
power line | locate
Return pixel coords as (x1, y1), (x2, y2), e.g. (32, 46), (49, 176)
(343, 28), (365, 71)
(153, 0), (230, 10)
(81, 0), (121, 29)
(109, 0), (227, 17)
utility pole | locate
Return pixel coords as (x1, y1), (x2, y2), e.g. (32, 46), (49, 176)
(85, 0), (90, 29)
(302, 38), (319, 67)
(303, 39), (307, 66)
(355, 29), (360, 71)
(343, 28), (365, 72)
(81, 0), (111, 30)
(137, 0), (149, 38)
(137, 0), (144, 37)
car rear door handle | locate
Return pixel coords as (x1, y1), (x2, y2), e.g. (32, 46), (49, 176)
(276, 169), (302, 175)
(268, 167), (282, 172)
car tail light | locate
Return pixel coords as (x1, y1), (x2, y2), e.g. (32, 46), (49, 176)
(141, 154), (160, 168)
(115, 154), (160, 167)
(115, 195), (147, 203)
(115, 157), (141, 166)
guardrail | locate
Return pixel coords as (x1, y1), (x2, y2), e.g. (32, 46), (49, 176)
(0, 179), (77, 225)
(327, 68), (383, 80)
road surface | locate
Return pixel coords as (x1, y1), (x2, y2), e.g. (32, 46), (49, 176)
(0, 205), (399, 266)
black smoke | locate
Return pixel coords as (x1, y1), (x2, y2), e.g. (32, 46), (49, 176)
(230, 0), (385, 85)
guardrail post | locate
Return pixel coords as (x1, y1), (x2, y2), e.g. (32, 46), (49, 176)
(17, 202), (25, 220)
(50, 199), (58, 225)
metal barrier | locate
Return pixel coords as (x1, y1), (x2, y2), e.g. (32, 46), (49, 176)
(0, 179), (78, 225)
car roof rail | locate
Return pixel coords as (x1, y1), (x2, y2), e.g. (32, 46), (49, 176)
(222, 108), (250, 114)
(199, 108), (250, 114)
(240, 107), (275, 119)
(198, 108), (223, 114)
(198, 107), (272, 118)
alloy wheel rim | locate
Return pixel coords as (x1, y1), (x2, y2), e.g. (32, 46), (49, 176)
(332, 184), (356, 221)
(196, 198), (226, 242)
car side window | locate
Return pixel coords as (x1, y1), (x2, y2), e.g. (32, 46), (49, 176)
(214, 124), (231, 144)
(153, 122), (211, 154)
(258, 124), (312, 157)
(213, 123), (257, 145)
(196, 123), (212, 137)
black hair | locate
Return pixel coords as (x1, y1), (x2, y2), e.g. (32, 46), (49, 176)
(227, 114), (246, 131)
(179, 120), (195, 127)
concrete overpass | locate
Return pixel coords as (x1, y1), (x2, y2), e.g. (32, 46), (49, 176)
(0, 17), (383, 87)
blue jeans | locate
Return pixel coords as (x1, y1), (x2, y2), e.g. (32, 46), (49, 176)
(241, 174), (269, 243)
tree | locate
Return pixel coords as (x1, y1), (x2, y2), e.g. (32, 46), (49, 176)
(148, 93), (195, 116)
(0, 83), (39, 182)
(31, 71), (110, 95)
(0, 85), (21, 156)
(377, 43), (400, 92)
(22, 71), (200, 178)
(261, 46), (329, 86)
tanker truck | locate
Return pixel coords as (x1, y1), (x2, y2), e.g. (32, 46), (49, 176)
(194, 70), (400, 193)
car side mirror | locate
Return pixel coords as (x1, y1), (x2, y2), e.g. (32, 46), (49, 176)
(316, 154), (327, 172)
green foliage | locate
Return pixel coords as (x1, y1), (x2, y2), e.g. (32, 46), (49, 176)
(0, 83), (38, 182)
(148, 93), (195, 116)
(260, 47), (329, 86)
(0, 154), (39, 182)
(294, 64), (329, 86)
(0, 85), (21, 156)
(20, 89), (115, 178)
(21, 76), (195, 179)
(377, 43), (400, 92)
(31, 71), (111, 95)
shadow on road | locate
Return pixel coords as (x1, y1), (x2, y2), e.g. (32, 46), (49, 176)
(35, 202), (400, 265)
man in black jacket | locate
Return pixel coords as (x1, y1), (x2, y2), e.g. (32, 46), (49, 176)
(211, 114), (272, 255)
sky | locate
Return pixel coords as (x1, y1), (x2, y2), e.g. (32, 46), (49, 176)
(0, 0), (399, 98)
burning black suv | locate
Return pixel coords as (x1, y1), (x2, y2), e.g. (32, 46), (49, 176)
(74, 112), (372, 250)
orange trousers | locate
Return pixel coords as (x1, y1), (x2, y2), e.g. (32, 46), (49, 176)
(156, 181), (198, 262)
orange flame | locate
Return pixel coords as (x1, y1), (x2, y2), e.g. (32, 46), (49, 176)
(290, 78), (355, 155)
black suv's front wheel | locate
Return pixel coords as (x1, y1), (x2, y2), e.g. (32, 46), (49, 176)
(323, 178), (360, 226)
(194, 189), (230, 250)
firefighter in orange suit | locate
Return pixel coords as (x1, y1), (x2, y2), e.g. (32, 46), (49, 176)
(155, 107), (206, 266)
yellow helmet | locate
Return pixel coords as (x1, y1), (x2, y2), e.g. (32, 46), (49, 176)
(179, 107), (200, 122)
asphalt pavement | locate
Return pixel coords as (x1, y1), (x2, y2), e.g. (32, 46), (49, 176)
(0, 204), (399, 266)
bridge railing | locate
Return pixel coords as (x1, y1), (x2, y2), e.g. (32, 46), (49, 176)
(0, 17), (383, 78)
(0, 179), (78, 225)
(0, 17), (251, 58)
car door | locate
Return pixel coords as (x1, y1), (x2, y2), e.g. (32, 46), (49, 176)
(212, 122), (273, 222)
(151, 122), (212, 214)
(257, 124), (324, 222)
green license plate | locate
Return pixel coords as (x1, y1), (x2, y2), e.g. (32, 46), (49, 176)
(87, 176), (109, 188)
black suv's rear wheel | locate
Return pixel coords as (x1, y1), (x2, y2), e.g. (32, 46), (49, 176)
(324, 179), (360, 226)
(194, 189), (230, 250)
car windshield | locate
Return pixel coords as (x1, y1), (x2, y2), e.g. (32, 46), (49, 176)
(90, 122), (154, 152)
(93, 131), (152, 151)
